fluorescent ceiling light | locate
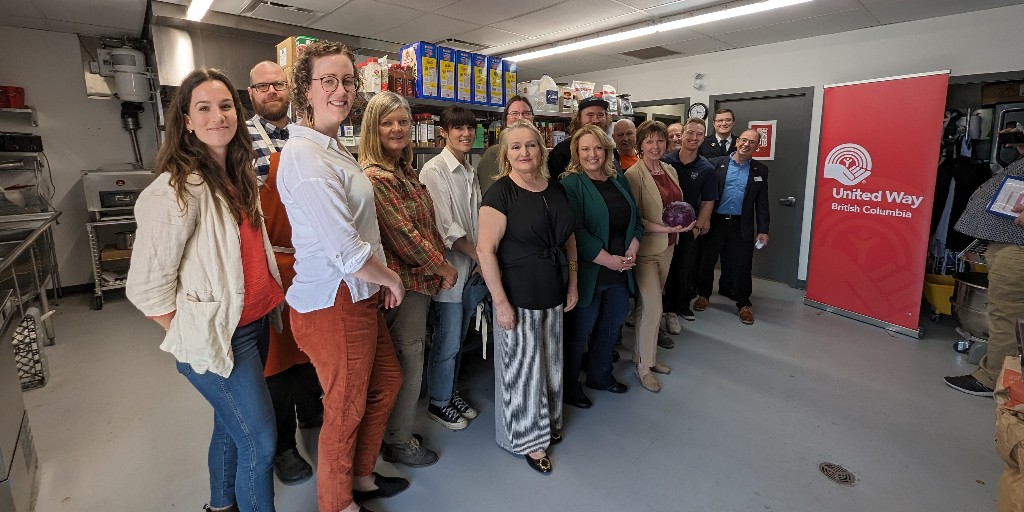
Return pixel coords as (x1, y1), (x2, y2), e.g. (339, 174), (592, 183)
(186, 0), (214, 21)
(507, 0), (813, 62)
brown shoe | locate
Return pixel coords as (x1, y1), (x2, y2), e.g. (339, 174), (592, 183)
(738, 306), (754, 325)
(650, 362), (671, 375)
(693, 296), (709, 311)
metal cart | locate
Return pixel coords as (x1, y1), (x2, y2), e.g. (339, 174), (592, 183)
(85, 215), (136, 310)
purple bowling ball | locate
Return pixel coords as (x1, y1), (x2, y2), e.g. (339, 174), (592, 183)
(663, 201), (696, 228)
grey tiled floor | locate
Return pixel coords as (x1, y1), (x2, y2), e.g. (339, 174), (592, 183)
(24, 279), (1001, 511)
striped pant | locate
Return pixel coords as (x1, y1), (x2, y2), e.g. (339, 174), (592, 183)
(493, 305), (564, 455)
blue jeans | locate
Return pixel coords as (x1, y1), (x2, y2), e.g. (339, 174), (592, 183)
(565, 283), (629, 392)
(176, 317), (277, 512)
(427, 300), (470, 407)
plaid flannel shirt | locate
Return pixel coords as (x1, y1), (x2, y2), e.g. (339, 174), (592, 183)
(363, 162), (447, 295)
(246, 114), (289, 176)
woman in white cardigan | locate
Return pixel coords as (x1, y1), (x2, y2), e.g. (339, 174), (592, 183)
(126, 68), (284, 512)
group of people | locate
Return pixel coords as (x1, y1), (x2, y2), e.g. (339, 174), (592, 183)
(124, 38), (775, 512)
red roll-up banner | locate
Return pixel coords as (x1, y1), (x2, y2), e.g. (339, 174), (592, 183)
(805, 71), (949, 337)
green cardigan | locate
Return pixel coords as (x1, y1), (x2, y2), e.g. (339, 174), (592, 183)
(560, 171), (644, 308)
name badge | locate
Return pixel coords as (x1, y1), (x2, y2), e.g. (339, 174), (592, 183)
(754, 176), (763, 182)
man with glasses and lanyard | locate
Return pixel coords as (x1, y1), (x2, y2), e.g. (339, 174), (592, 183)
(245, 60), (325, 486)
(695, 129), (770, 325)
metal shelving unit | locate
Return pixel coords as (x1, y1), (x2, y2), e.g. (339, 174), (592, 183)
(85, 215), (136, 310)
(0, 107), (37, 127)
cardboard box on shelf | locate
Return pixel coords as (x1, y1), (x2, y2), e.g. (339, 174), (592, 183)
(456, 51), (473, 103)
(503, 60), (517, 105)
(100, 245), (132, 262)
(276, 36), (317, 70)
(472, 54), (488, 105)
(400, 42), (439, 99)
(438, 46), (456, 101)
(487, 56), (503, 107)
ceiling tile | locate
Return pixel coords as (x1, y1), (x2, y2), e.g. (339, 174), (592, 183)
(661, 34), (734, 55)
(372, 13), (480, 43)
(491, 0), (637, 37)
(210, 0), (252, 14)
(455, 26), (530, 47)
(688, 0), (865, 35)
(37, 0), (146, 34)
(864, 0), (1024, 24)
(644, 0), (730, 17)
(529, 11), (655, 44)
(516, 50), (635, 78)
(439, 0), (563, 26)
(566, 25), (702, 55)
(712, 8), (878, 48)
(310, 0), (420, 35)
(375, 0), (458, 10)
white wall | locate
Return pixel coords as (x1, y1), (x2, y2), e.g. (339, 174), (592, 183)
(561, 4), (1024, 281)
(0, 27), (159, 288)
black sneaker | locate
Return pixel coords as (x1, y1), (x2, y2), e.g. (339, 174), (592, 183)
(273, 448), (313, 485)
(679, 307), (696, 321)
(428, 403), (468, 430)
(450, 391), (478, 419)
(657, 328), (675, 349)
(943, 374), (993, 397)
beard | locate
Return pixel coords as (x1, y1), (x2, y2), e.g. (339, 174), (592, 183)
(256, 98), (289, 122)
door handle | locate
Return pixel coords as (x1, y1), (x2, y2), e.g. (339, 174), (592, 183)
(779, 196), (796, 207)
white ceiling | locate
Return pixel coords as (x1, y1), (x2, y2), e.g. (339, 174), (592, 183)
(2, 0), (1022, 78)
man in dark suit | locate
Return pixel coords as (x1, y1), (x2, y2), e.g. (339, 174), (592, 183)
(699, 108), (737, 159)
(693, 128), (770, 325)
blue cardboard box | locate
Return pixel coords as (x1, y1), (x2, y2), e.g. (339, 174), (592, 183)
(487, 56), (504, 107)
(400, 42), (438, 99)
(456, 50), (473, 103)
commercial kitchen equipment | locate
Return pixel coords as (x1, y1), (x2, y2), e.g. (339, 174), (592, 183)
(82, 169), (155, 310)
(0, 287), (38, 512)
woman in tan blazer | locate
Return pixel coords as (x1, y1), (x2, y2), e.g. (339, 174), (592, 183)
(624, 120), (694, 393)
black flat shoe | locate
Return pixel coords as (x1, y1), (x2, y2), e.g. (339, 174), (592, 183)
(352, 473), (410, 502)
(563, 392), (592, 409)
(586, 379), (628, 394)
(525, 454), (553, 474)
(550, 431), (563, 445)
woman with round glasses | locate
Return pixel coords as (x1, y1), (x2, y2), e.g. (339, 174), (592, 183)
(625, 120), (694, 394)
(360, 91), (457, 468)
(126, 67), (284, 512)
(477, 95), (535, 194)
(276, 40), (407, 512)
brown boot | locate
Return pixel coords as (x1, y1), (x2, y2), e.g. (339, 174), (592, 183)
(693, 296), (709, 311)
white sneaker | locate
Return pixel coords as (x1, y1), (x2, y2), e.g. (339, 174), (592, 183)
(664, 313), (682, 335)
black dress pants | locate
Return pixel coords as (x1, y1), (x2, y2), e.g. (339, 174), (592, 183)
(695, 214), (754, 309)
(663, 230), (699, 314)
(266, 362), (323, 454)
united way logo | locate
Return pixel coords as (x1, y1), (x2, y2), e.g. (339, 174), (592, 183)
(823, 143), (872, 186)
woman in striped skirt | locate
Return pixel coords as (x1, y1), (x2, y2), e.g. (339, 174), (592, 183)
(477, 120), (578, 474)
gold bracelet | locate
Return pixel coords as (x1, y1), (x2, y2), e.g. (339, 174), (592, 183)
(568, 261), (579, 272)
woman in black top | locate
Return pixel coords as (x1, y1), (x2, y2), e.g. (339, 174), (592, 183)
(477, 120), (578, 474)
(559, 125), (644, 408)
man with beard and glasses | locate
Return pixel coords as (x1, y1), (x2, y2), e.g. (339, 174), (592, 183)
(247, 61), (292, 177)
(246, 60), (325, 486)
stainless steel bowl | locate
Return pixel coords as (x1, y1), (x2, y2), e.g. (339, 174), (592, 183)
(952, 272), (988, 340)
(114, 230), (135, 250)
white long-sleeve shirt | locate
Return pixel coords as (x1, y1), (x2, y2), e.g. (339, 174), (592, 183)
(276, 124), (387, 312)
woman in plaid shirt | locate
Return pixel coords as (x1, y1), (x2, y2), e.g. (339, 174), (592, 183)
(360, 92), (459, 467)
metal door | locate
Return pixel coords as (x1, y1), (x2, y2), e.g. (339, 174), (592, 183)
(711, 87), (814, 287)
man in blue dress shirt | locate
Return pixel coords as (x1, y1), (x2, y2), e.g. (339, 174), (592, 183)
(694, 129), (770, 325)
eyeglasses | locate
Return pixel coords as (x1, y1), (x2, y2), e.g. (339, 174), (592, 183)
(507, 110), (533, 119)
(736, 137), (760, 145)
(249, 81), (288, 93)
(714, 119), (734, 124)
(313, 75), (358, 93)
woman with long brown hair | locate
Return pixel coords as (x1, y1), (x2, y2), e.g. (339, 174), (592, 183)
(126, 68), (284, 512)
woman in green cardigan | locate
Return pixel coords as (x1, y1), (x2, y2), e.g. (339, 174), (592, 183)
(559, 124), (644, 408)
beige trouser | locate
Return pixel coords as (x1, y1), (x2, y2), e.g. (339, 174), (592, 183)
(973, 243), (1024, 389)
(382, 290), (431, 444)
(633, 245), (674, 369)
